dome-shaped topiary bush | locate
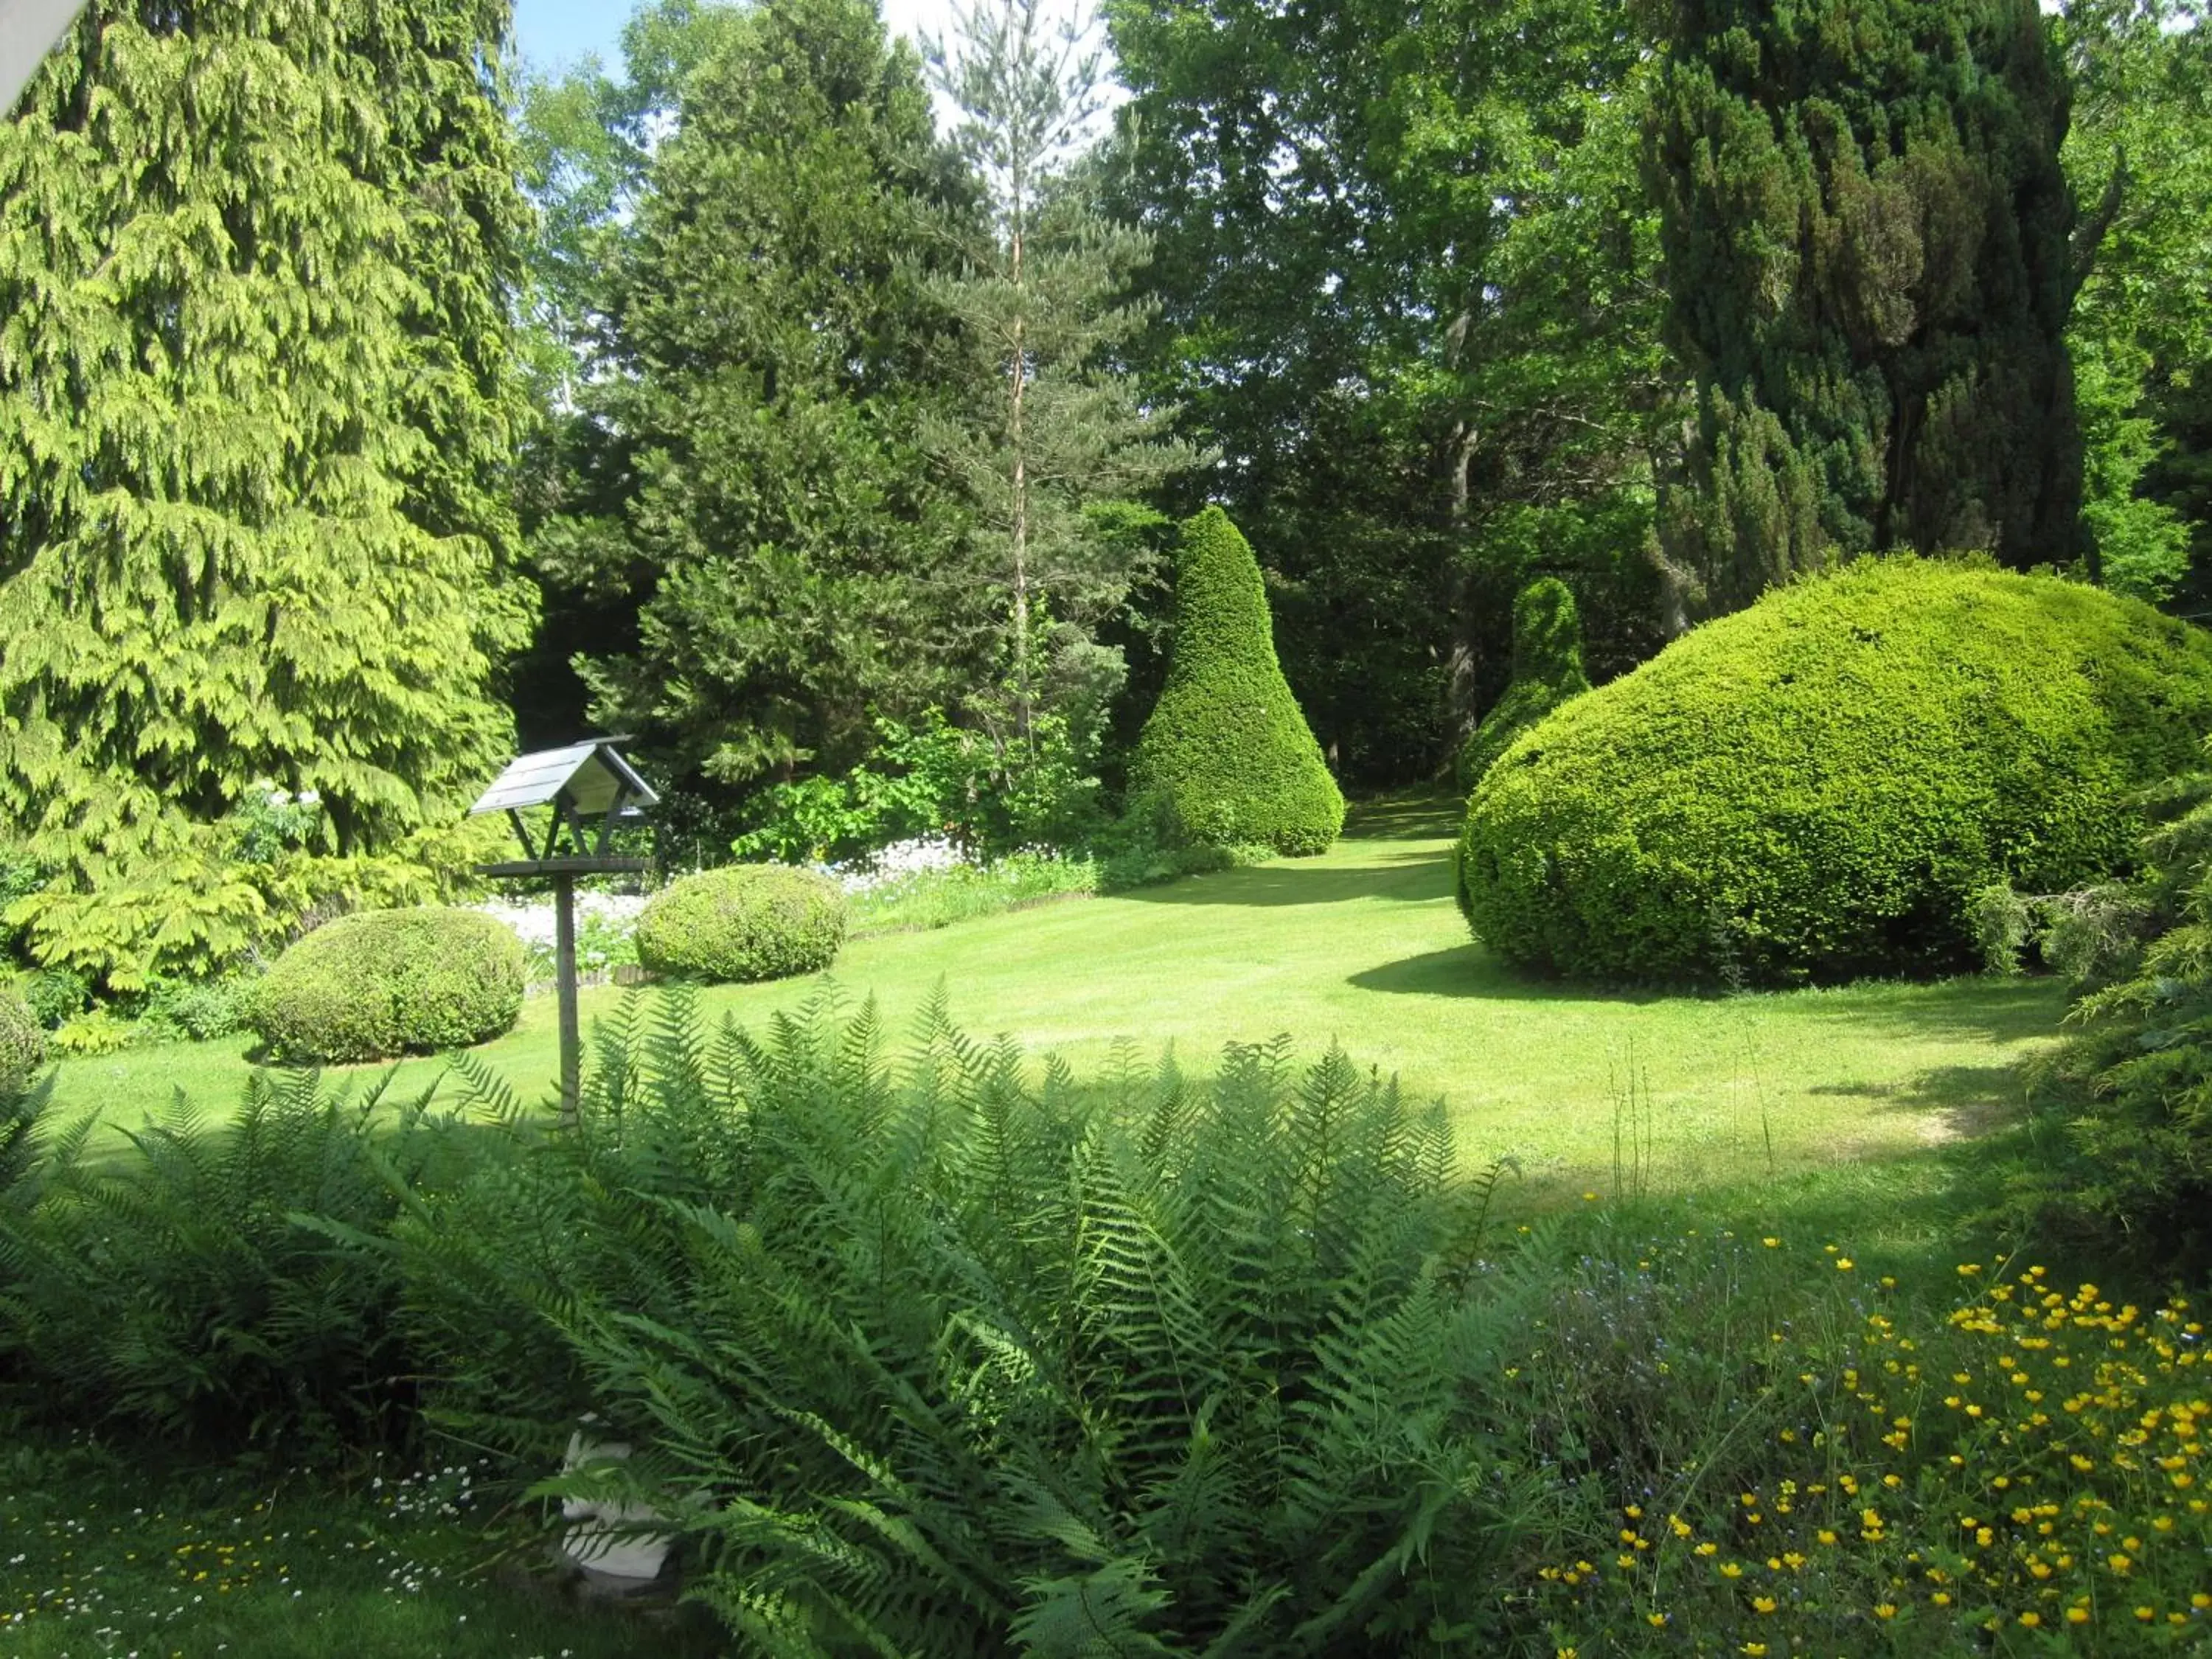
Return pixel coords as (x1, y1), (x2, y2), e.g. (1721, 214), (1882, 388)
(1455, 577), (1594, 790)
(0, 984), (46, 1095)
(635, 864), (846, 984)
(1457, 557), (2212, 986)
(248, 907), (526, 1064)
(1128, 506), (1345, 856)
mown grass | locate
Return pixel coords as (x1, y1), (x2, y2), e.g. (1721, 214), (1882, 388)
(46, 794), (2067, 1197)
(0, 1436), (717, 1659)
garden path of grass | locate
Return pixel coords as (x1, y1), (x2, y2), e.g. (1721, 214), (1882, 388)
(52, 795), (2067, 1197)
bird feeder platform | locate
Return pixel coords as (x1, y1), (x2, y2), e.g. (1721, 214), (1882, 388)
(469, 739), (660, 1124)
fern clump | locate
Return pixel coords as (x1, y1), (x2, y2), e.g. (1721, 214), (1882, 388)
(0, 1070), (475, 1451)
(248, 906), (525, 1063)
(398, 992), (1526, 1651)
(634, 864), (845, 984)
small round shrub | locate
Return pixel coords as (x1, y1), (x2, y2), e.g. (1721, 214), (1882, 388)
(248, 907), (525, 1064)
(1128, 506), (1345, 856)
(1455, 577), (1594, 790)
(1458, 557), (2212, 986)
(0, 984), (47, 1093)
(635, 864), (846, 984)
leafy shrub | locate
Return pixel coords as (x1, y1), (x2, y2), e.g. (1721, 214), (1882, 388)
(397, 995), (1534, 1651)
(1129, 507), (1346, 856)
(248, 907), (525, 1064)
(734, 709), (1105, 863)
(634, 865), (844, 984)
(138, 973), (257, 1043)
(50, 1009), (133, 1057)
(1994, 762), (2212, 1262)
(0, 987), (46, 1097)
(1454, 577), (1592, 790)
(1506, 1224), (2212, 1651)
(13, 966), (87, 1031)
(1458, 557), (2212, 984)
(0, 1070), (474, 1451)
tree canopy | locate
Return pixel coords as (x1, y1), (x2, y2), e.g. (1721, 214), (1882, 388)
(0, 0), (532, 981)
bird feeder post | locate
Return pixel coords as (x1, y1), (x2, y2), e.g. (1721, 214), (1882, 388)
(552, 868), (581, 1126)
(469, 738), (658, 1130)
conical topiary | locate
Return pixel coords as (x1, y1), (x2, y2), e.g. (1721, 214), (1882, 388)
(1454, 579), (1593, 790)
(1130, 507), (1346, 855)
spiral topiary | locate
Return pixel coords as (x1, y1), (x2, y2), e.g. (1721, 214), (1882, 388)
(0, 984), (47, 1095)
(248, 907), (525, 1063)
(1455, 577), (1593, 790)
(1128, 506), (1345, 856)
(635, 864), (846, 984)
(1457, 557), (2212, 986)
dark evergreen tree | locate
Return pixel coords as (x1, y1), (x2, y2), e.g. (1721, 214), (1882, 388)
(1646, 0), (2096, 617)
(1454, 578), (1593, 791)
(535, 0), (983, 788)
(0, 0), (532, 982)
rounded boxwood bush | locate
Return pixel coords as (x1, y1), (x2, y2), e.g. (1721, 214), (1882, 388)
(635, 864), (846, 984)
(1455, 577), (1593, 790)
(249, 907), (525, 1063)
(1128, 506), (1345, 856)
(1458, 557), (2212, 986)
(0, 984), (47, 1094)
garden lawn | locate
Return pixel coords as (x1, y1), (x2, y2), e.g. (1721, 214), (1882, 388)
(0, 1439), (720, 1659)
(48, 796), (2067, 1195)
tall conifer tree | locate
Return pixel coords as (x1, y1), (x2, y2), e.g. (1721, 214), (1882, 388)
(543, 0), (980, 787)
(925, 0), (1194, 754)
(1646, 0), (2093, 617)
(0, 0), (534, 979)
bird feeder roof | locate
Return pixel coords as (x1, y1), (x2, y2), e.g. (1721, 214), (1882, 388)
(470, 740), (658, 818)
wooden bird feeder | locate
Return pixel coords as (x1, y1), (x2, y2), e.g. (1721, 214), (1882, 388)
(471, 739), (658, 1124)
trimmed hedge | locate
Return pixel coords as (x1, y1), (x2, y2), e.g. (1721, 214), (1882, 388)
(248, 908), (525, 1063)
(1457, 557), (2212, 985)
(0, 984), (46, 1095)
(1455, 578), (1593, 790)
(1128, 507), (1345, 856)
(635, 864), (845, 984)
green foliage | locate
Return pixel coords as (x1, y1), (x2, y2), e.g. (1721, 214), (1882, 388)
(1110, 0), (1672, 785)
(732, 709), (1105, 863)
(1647, 0), (2085, 615)
(1129, 508), (1346, 855)
(922, 0), (1199, 748)
(138, 974), (258, 1046)
(0, 0), (535, 985)
(2006, 764), (2212, 1262)
(1455, 578), (1594, 790)
(0, 987), (46, 1099)
(1458, 558), (2212, 985)
(248, 908), (525, 1065)
(0, 1069), (463, 1452)
(847, 850), (1093, 933)
(397, 993), (1534, 1651)
(11, 968), (86, 1032)
(2061, 1), (2212, 607)
(535, 0), (983, 787)
(634, 866), (846, 984)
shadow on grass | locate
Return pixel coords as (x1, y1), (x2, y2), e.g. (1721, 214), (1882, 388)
(1352, 947), (2070, 1047)
(1343, 791), (1464, 842)
(1788, 975), (2068, 1051)
(1348, 942), (1677, 1005)
(1124, 847), (1453, 907)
